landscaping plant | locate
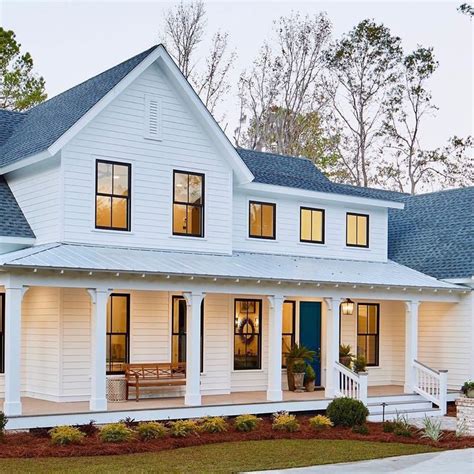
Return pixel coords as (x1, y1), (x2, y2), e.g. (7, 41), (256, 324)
(0, 411), (8, 438)
(99, 423), (135, 443)
(352, 356), (367, 373)
(326, 397), (369, 427)
(304, 364), (316, 392)
(234, 414), (261, 432)
(392, 413), (413, 437)
(308, 415), (333, 430)
(461, 380), (474, 398)
(49, 426), (85, 446)
(199, 416), (228, 433)
(420, 416), (444, 442)
(456, 419), (468, 438)
(352, 424), (369, 435)
(339, 344), (353, 368)
(169, 419), (199, 437)
(75, 420), (98, 437)
(137, 422), (168, 441)
(272, 411), (300, 432)
(285, 344), (317, 391)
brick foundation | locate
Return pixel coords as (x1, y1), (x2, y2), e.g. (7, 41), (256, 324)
(456, 396), (474, 436)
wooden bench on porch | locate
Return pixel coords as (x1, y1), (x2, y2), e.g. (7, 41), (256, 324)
(124, 362), (186, 401)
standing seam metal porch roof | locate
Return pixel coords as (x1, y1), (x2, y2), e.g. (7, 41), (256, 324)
(0, 243), (463, 290)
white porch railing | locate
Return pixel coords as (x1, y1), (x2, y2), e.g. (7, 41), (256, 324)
(413, 359), (448, 415)
(334, 362), (368, 405)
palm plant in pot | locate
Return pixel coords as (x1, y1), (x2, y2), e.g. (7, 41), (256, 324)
(461, 380), (474, 398)
(292, 360), (307, 392)
(285, 344), (316, 391)
(304, 364), (316, 392)
(339, 344), (353, 368)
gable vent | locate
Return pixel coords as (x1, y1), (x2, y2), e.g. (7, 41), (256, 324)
(144, 94), (162, 141)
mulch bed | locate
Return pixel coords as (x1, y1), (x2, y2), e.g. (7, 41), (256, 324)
(0, 416), (473, 458)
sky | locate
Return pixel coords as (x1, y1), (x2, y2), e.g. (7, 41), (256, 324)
(1, 0), (472, 149)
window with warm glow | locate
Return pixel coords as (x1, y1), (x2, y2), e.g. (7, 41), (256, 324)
(234, 299), (262, 370)
(282, 301), (295, 368)
(357, 303), (379, 366)
(173, 171), (204, 237)
(249, 201), (275, 239)
(300, 207), (325, 244)
(96, 160), (131, 231)
(106, 294), (129, 373)
(346, 213), (369, 247)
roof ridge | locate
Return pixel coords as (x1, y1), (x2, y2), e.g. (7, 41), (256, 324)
(237, 147), (314, 163)
(404, 186), (474, 198)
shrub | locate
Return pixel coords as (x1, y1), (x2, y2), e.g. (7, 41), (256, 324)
(383, 420), (396, 433)
(49, 426), (85, 446)
(326, 398), (369, 427)
(119, 416), (137, 429)
(309, 415), (333, 430)
(394, 425), (412, 437)
(234, 414), (261, 432)
(99, 423), (135, 443)
(169, 419), (199, 438)
(352, 424), (369, 435)
(137, 422), (167, 441)
(305, 364), (316, 383)
(392, 413), (413, 438)
(352, 356), (367, 373)
(75, 420), (98, 437)
(420, 416), (443, 442)
(272, 411), (300, 432)
(199, 416), (228, 434)
(0, 412), (8, 437)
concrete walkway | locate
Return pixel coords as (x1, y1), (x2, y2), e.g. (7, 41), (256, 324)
(252, 448), (474, 473)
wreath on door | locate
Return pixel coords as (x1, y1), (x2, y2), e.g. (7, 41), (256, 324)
(238, 317), (256, 344)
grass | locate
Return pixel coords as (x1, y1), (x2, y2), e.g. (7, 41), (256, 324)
(0, 439), (438, 473)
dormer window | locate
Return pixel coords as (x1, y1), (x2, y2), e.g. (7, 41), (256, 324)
(346, 212), (369, 248)
(95, 160), (131, 231)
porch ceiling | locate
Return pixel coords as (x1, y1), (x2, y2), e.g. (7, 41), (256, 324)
(0, 242), (464, 291)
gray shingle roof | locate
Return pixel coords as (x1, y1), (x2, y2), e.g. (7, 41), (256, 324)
(0, 45), (158, 168)
(0, 176), (35, 238)
(388, 187), (474, 280)
(0, 110), (26, 146)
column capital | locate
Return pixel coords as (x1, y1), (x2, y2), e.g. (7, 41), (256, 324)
(87, 288), (112, 304)
(323, 296), (344, 311)
(182, 291), (205, 306)
(266, 294), (285, 309)
(404, 300), (420, 312)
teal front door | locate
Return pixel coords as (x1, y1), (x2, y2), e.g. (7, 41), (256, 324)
(299, 302), (322, 386)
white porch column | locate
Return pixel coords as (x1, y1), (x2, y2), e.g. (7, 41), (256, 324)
(183, 291), (205, 406)
(88, 288), (110, 411)
(3, 285), (29, 416)
(404, 300), (419, 393)
(267, 295), (284, 401)
(324, 297), (342, 398)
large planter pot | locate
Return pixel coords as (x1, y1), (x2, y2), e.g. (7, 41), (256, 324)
(287, 358), (304, 392)
(339, 356), (352, 368)
(293, 372), (305, 393)
(467, 389), (474, 398)
(305, 379), (315, 392)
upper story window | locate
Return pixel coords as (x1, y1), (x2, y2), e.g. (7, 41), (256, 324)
(96, 160), (131, 231)
(300, 207), (325, 244)
(173, 171), (204, 237)
(249, 201), (276, 239)
(346, 212), (369, 248)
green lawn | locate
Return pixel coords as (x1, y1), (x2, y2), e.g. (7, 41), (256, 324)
(0, 439), (438, 473)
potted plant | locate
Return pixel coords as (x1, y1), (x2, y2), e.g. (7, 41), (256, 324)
(339, 344), (353, 368)
(461, 380), (474, 398)
(292, 360), (306, 392)
(353, 355), (367, 373)
(285, 344), (316, 391)
(304, 364), (316, 392)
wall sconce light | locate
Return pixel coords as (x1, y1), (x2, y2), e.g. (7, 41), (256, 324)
(340, 298), (355, 316)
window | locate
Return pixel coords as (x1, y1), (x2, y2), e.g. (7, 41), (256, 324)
(173, 171), (204, 237)
(96, 160), (131, 231)
(357, 303), (379, 366)
(0, 294), (4, 374)
(234, 299), (262, 370)
(106, 294), (130, 374)
(300, 207), (325, 244)
(171, 296), (204, 372)
(282, 301), (295, 368)
(249, 201), (275, 239)
(346, 213), (369, 247)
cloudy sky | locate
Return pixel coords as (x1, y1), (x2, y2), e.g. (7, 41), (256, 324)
(1, 0), (472, 149)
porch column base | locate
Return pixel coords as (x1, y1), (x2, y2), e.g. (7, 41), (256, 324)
(324, 386), (335, 399)
(89, 398), (107, 412)
(404, 384), (414, 394)
(3, 400), (22, 417)
(184, 393), (202, 406)
(266, 389), (283, 402)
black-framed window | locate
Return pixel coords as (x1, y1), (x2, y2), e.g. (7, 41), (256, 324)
(96, 160), (131, 231)
(346, 212), (369, 248)
(300, 207), (325, 244)
(234, 299), (262, 370)
(106, 294), (130, 374)
(357, 303), (379, 366)
(0, 294), (4, 374)
(249, 201), (276, 239)
(171, 296), (204, 372)
(282, 300), (296, 368)
(173, 171), (204, 237)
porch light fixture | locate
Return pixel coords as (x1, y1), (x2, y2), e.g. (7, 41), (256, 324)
(340, 298), (355, 316)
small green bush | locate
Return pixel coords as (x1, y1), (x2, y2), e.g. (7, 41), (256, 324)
(137, 421), (167, 441)
(49, 426), (85, 446)
(383, 421), (396, 433)
(391, 413), (413, 438)
(0, 412), (8, 437)
(420, 416), (443, 442)
(272, 412), (300, 432)
(199, 416), (228, 433)
(394, 425), (412, 437)
(99, 423), (135, 443)
(352, 424), (369, 435)
(326, 397), (369, 427)
(169, 419), (199, 438)
(234, 414), (261, 432)
(309, 415), (333, 430)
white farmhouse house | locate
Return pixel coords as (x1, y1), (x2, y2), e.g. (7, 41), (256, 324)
(0, 45), (472, 430)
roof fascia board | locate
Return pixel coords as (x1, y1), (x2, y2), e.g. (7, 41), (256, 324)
(238, 182), (404, 209)
(0, 149), (52, 175)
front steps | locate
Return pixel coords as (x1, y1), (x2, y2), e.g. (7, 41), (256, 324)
(367, 393), (442, 421)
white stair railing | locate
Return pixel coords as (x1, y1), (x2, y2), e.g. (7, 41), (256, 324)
(334, 362), (368, 405)
(413, 359), (448, 415)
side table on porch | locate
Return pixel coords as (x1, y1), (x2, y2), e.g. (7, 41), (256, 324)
(106, 376), (127, 402)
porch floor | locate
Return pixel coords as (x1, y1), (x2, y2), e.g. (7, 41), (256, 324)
(7, 385), (405, 417)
